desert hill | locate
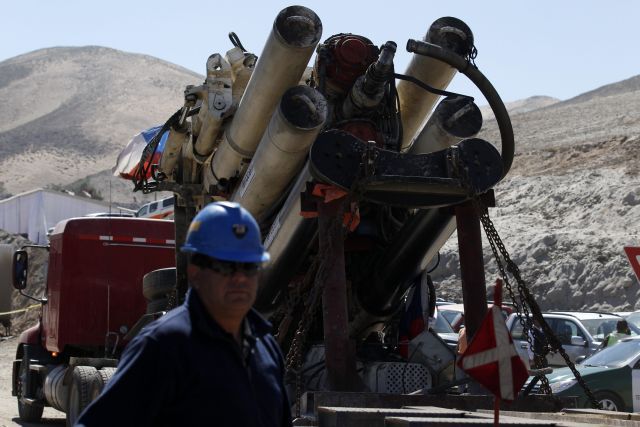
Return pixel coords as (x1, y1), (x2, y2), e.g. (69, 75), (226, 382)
(0, 46), (203, 203)
(480, 95), (560, 121)
(1, 46), (639, 316)
(432, 74), (640, 311)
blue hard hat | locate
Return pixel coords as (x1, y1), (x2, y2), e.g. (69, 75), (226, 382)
(180, 202), (270, 263)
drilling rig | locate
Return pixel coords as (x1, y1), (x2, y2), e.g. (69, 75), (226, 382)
(127, 5), (514, 396)
(10, 5), (518, 424)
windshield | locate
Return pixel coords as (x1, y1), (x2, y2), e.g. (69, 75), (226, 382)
(440, 310), (459, 326)
(431, 312), (455, 334)
(627, 313), (640, 329)
(582, 339), (640, 368)
(581, 318), (637, 341)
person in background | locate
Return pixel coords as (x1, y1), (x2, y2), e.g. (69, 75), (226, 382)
(457, 326), (468, 355)
(603, 320), (631, 349)
(76, 202), (291, 427)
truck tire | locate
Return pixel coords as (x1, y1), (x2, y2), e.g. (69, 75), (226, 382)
(66, 366), (98, 427)
(91, 367), (116, 401)
(142, 268), (176, 301)
(146, 297), (169, 314)
(16, 360), (44, 422)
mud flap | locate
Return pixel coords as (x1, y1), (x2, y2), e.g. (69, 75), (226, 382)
(12, 359), (20, 396)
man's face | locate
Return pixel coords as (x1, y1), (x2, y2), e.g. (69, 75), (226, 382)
(188, 263), (259, 319)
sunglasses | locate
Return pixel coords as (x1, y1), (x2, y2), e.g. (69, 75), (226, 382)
(200, 257), (262, 277)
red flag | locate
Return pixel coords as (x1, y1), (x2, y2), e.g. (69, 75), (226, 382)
(625, 247), (640, 283)
(457, 305), (528, 401)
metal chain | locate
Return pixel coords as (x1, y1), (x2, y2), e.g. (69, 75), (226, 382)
(450, 151), (600, 408)
(478, 207), (552, 395)
(285, 258), (321, 418)
(281, 136), (367, 417)
(165, 287), (178, 311)
(479, 209), (600, 407)
(284, 197), (355, 417)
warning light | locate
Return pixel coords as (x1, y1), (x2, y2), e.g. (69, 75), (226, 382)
(51, 352), (58, 357)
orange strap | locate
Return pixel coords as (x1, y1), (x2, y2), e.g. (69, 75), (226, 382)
(300, 184), (360, 231)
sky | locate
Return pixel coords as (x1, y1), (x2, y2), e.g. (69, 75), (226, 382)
(2, 1), (639, 105)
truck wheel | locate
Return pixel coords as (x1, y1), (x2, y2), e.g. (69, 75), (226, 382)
(66, 366), (98, 427)
(146, 297), (169, 314)
(91, 367), (116, 400)
(16, 360), (44, 422)
(142, 268), (176, 301)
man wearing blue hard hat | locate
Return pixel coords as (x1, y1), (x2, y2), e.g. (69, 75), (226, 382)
(77, 202), (292, 427)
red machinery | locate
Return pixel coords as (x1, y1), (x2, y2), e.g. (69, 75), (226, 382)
(11, 218), (175, 424)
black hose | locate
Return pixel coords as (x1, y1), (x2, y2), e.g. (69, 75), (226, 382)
(393, 73), (472, 101)
(133, 108), (182, 193)
(228, 32), (247, 52)
(406, 39), (514, 178)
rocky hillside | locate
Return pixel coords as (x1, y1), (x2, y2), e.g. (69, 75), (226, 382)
(480, 95), (559, 122)
(0, 46), (203, 204)
(1, 46), (639, 326)
(433, 76), (640, 311)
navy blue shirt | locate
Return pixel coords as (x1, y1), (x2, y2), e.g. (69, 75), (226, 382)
(77, 289), (292, 427)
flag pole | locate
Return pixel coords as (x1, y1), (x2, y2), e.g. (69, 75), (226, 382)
(494, 278), (503, 427)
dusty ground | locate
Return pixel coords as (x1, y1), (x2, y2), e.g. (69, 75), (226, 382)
(0, 337), (64, 427)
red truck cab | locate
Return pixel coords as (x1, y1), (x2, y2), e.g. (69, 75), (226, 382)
(12, 217), (176, 424)
(42, 217), (175, 353)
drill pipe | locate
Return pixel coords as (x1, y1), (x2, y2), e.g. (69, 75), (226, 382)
(231, 85), (327, 221)
(408, 96), (482, 154)
(207, 6), (322, 188)
(397, 17), (474, 151)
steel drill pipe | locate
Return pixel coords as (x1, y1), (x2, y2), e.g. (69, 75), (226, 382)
(255, 165), (316, 311)
(397, 17), (474, 150)
(231, 85), (327, 220)
(406, 39), (514, 177)
(208, 6), (322, 187)
(408, 96), (482, 155)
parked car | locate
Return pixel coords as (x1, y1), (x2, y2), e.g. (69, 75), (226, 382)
(136, 196), (174, 219)
(507, 312), (636, 367)
(438, 303), (514, 333)
(431, 310), (459, 351)
(531, 336), (640, 411)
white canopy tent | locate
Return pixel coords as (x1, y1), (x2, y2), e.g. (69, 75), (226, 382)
(0, 189), (114, 244)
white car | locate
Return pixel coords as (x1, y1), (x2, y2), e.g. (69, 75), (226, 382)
(506, 311), (632, 367)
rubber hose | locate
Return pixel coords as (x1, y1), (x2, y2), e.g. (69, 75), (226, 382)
(406, 39), (514, 178)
